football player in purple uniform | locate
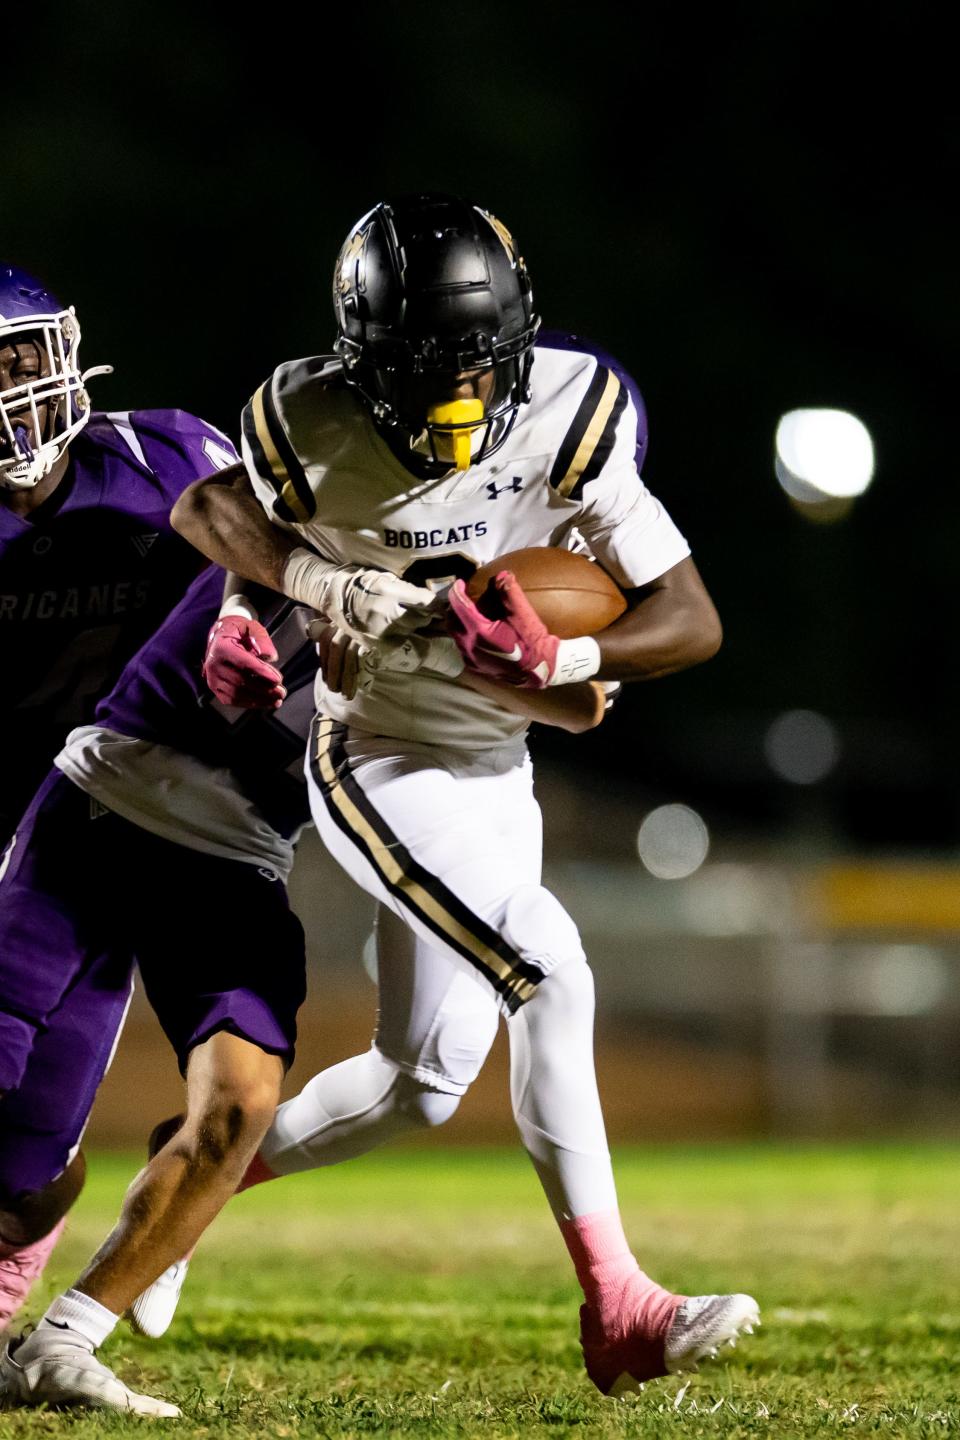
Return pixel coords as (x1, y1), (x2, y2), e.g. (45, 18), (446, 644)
(0, 265), (238, 1357)
(0, 566), (315, 1415)
(0, 266), (236, 842)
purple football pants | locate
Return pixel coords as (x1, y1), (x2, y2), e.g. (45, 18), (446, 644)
(0, 770), (306, 1197)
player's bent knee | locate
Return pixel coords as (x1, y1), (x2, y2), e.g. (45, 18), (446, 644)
(394, 1075), (462, 1129)
(528, 953), (596, 1021)
(502, 885), (586, 972)
(191, 1078), (281, 1166)
(542, 954), (596, 1001)
(192, 1102), (273, 1167)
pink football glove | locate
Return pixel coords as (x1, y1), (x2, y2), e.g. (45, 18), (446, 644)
(202, 616), (286, 709)
(447, 572), (560, 689)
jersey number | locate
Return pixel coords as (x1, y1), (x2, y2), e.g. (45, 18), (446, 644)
(402, 553), (477, 594)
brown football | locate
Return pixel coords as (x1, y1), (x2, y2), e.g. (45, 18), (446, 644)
(466, 547), (626, 638)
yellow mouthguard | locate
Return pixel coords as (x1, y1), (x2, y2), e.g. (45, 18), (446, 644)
(427, 398), (484, 471)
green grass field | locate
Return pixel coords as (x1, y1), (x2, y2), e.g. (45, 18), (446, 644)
(2, 1144), (958, 1437)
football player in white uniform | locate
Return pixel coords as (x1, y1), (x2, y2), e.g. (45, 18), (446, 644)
(164, 195), (759, 1396)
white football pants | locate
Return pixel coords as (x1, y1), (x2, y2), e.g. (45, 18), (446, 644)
(259, 722), (618, 1219)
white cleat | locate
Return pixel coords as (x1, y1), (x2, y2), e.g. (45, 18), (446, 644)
(0, 1331), (180, 1417)
(664, 1293), (761, 1375)
(128, 1259), (191, 1339)
(587, 1289), (761, 1397)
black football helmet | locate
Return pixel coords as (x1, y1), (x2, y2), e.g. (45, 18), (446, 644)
(333, 194), (540, 469)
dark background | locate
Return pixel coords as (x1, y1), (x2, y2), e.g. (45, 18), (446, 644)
(7, 2), (955, 850)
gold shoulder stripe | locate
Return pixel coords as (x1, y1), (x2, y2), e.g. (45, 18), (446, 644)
(555, 368), (622, 498)
(250, 383), (312, 523)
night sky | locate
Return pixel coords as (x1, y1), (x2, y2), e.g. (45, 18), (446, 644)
(7, 3), (955, 846)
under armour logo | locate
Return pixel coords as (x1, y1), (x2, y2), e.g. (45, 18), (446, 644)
(130, 532), (159, 558)
(486, 477), (523, 500)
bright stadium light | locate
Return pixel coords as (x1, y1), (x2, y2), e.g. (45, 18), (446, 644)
(764, 709), (840, 785)
(637, 804), (710, 880)
(775, 408), (875, 511)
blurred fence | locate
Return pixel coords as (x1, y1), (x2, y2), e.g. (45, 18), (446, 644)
(84, 767), (960, 1146)
(546, 855), (960, 1135)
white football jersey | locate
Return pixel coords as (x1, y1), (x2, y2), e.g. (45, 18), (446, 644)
(240, 342), (690, 749)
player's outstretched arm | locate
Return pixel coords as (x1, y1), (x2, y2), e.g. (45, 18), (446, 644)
(171, 464), (297, 593)
(172, 466), (437, 647)
(200, 571), (287, 710)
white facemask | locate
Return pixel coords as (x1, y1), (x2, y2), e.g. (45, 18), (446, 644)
(0, 307), (112, 491)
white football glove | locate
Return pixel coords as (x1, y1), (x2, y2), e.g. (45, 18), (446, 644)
(308, 621), (463, 701)
(328, 568), (441, 645)
(282, 548), (438, 647)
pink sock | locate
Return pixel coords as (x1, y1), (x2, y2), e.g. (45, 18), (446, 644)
(235, 1151), (277, 1194)
(0, 1217), (66, 1326)
(560, 1210), (681, 1338)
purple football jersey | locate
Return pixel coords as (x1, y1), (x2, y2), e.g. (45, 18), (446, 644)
(0, 409), (236, 839)
(96, 565), (316, 840)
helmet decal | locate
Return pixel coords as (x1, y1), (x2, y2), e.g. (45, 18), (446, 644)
(481, 211), (519, 265)
(335, 223), (370, 297)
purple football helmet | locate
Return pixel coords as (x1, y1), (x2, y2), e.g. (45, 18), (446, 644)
(0, 266), (111, 490)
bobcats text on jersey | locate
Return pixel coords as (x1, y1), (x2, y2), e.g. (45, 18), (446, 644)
(240, 339), (689, 750)
(384, 521), (488, 550)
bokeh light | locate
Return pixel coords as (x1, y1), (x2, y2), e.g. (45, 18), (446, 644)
(845, 945), (950, 1017)
(637, 804), (710, 879)
(775, 408), (875, 516)
(764, 709), (841, 785)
